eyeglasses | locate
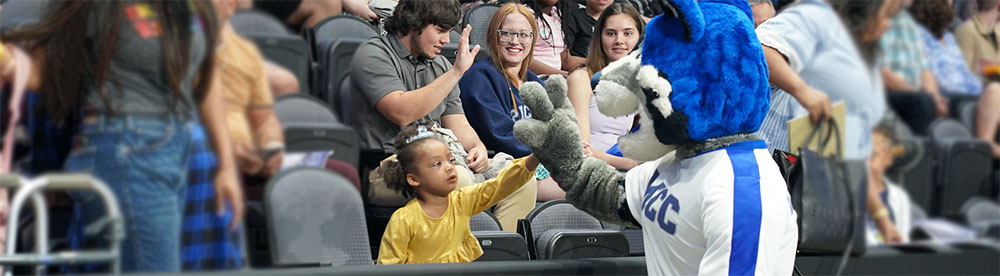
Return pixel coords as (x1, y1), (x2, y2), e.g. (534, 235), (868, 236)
(498, 29), (533, 43)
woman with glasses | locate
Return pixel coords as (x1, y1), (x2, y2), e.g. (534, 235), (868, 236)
(459, 3), (542, 159)
(459, 3), (572, 205)
(566, 3), (645, 170)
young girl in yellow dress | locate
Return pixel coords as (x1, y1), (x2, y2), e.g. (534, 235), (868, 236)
(377, 123), (539, 264)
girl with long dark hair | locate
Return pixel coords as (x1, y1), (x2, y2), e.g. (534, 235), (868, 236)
(2, 1), (242, 272)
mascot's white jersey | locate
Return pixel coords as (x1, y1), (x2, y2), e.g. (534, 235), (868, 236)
(624, 140), (798, 276)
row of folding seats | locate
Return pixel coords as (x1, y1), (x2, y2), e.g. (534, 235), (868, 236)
(251, 184), (642, 267)
(890, 117), (998, 237)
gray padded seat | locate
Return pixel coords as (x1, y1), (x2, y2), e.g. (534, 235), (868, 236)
(266, 167), (372, 265)
(275, 94), (338, 124)
(462, 4), (499, 61)
(471, 211), (502, 232)
(525, 200), (627, 259)
(0, 0), (48, 30)
(534, 229), (628, 259)
(230, 10), (290, 35)
(312, 15), (378, 42)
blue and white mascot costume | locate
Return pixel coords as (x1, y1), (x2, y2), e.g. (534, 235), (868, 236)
(513, 0), (798, 274)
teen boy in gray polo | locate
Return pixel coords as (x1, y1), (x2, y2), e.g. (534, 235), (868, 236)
(350, 0), (488, 173)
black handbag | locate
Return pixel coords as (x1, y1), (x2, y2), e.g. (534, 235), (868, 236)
(772, 119), (867, 259)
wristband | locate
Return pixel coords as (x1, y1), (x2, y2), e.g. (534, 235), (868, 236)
(871, 208), (890, 220)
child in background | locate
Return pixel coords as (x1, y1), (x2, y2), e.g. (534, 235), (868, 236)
(377, 123), (539, 264)
(866, 121), (913, 245)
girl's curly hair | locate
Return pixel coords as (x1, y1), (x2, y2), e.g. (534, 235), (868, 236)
(376, 121), (446, 199)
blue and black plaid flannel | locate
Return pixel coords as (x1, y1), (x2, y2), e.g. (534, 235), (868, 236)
(181, 123), (243, 271)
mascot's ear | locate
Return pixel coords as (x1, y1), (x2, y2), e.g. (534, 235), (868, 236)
(654, 0), (704, 42)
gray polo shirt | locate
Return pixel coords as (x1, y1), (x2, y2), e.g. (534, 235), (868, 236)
(350, 34), (464, 150)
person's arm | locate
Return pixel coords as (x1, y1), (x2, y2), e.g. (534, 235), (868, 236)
(247, 52), (285, 175)
(0, 43), (43, 92)
(867, 165), (902, 243)
(920, 69), (949, 117)
(528, 61), (568, 76)
(881, 67), (916, 92)
(377, 214), (412, 265)
(200, 75), (245, 230)
(762, 45), (831, 123)
(566, 69), (593, 143)
(441, 114), (488, 173)
(561, 50), (586, 71)
(368, 25), (481, 126)
(460, 156), (537, 215)
(591, 150), (640, 170)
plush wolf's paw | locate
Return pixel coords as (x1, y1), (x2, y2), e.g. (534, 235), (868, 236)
(514, 75), (584, 168)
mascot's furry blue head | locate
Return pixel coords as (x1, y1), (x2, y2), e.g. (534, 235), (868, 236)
(593, 0), (769, 161)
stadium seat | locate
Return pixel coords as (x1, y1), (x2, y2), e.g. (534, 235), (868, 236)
(473, 231), (530, 261)
(0, 0), (48, 30)
(958, 101), (977, 132)
(274, 94), (361, 170)
(603, 222), (644, 256)
(471, 211), (502, 232)
(928, 119), (994, 217)
(265, 167), (373, 265)
(522, 200), (628, 260)
(274, 94), (338, 123)
(535, 229), (627, 260)
(229, 10), (291, 35)
(469, 211), (529, 261)
(338, 75), (356, 125)
(317, 38), (367, 110)
(312, 15), (378, 43)
(242, 33), (313, 95)
(462, 4), (499, 61)
(961, 197), (1000, 238)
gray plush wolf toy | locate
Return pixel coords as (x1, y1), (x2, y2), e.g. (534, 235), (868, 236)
(513, 0), (798, 274)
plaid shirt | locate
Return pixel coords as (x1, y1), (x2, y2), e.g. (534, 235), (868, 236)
(879, 11), (930, 89)
(181, 123), (243, 271)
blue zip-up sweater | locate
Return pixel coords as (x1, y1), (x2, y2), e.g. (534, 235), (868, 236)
(459, 59), (542, 158)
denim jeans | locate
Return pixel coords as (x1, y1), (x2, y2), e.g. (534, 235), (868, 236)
(63, 115), (192, 272)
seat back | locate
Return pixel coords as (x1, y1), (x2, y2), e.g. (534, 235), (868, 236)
(274, 94), (338, 123)
(312, 15), (378, 43)
(525, 200), (627, 259)
(265, 167), (372, 265)
(603, 223), (644, 256)
(471, 211), (502, 232)
(535, 229), (628, 259)
(243, 34), (312, 95)
(929, 118), (973, 142)
(282, 122), (361, 169)
(958, 101), (977, 132)
(462, 4), (499, 61)
(931, 139), (993, 216)
(318, 38), (367, 109)
(0, 0), (48, 30)
(338, 75), (356, 126)
(230, 10), (290, 35)
(472, 231), (530, 261)
(525, 200), (604, 242)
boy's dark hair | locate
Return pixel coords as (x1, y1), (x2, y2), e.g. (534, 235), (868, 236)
(377, 122), (445, 199)
(385, 0), (462, 36)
